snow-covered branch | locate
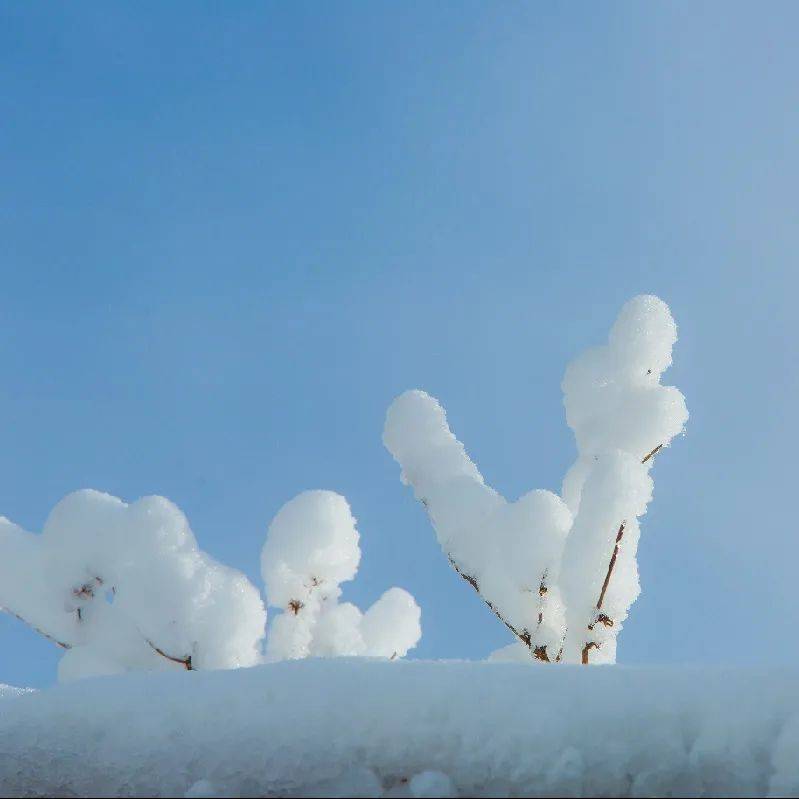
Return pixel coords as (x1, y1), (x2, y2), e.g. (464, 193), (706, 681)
(1, 487), (421, 681)
(0, 491), (267, 681)
(262, 490), (421, 661)
(384, 295), (689, 664)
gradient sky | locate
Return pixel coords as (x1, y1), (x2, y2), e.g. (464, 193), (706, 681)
(1, 2), (797, 688)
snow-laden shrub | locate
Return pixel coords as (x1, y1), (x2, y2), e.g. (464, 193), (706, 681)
(0, 490), (266, 680)
(262, 490), (421, 660)
(384, 295), (688, 664)
(0, 489), (420, 680)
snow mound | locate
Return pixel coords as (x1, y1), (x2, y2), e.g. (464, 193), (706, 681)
(1, 661), (797, 797)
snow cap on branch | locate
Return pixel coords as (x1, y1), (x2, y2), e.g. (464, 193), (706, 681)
(385, 294), (688, 664)
(0, 489), (267, 681)
(262, 490), (421, 661)
(261, 490), (360, 610)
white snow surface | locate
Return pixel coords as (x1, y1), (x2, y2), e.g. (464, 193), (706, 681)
(383, 295), (689, 664)
(1, 661), (798, 798)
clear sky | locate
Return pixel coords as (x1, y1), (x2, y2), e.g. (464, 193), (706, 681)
(1, 2), (797, 688)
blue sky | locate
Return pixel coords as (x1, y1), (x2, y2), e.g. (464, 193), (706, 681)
(1, 2), (797, 687)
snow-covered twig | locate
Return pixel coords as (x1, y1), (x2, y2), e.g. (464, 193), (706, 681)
(580, 444), (664, 664)
(448, 556), (532, 649)
(262, 490), (422, 662)
(146, 640), (193, 671)
(384, 295), (689, 665)
(3, 608), (71, 650)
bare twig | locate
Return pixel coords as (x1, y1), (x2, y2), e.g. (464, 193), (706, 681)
(6, 590), (193, 672)
(420, 489), (534, 654)
(581, 641), (599, 665)
(532, 571), (552, 662)
(592, 522), (626, 625)
(3, 608), (71, 649)
(641, 443), (663, 464)
(537, 571), (548, 626)
(146, 639), (193, 671)
(582, 442), (665, 664)
(448, 556), (532, 649)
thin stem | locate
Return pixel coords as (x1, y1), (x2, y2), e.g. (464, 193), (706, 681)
(641, 443), (663, 464)
(582, 442), (665, 664)
(532, 571), (552, 662)
(3, 608), (71, 650)
(146, 639), (193, 671)
(449, 557), (531, 649)
(593, 523), (625, 619)
(6, 600), (194, 671)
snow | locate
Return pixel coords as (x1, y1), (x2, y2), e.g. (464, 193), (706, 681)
(383, 295), (688, 664)
(0, 683), (31, 699)
(262, 491), (421, 661)
(409, 771), (457, 798)
(0, 487), (420, 681)
(0, 490), (266, 680)
(1, 660), (797, 797)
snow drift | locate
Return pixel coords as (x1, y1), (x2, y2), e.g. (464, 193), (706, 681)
(1, 661), (798, 798)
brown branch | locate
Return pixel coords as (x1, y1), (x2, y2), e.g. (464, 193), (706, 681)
(6, 584), (194, 673)
(3, 608), (71, 649)
(146, 639), (193, 670)
(581, 641), (599, 664)
(537, 572), (548, 625)
(448, 557), (532, 649)
(594, 523), (625, 620)
(429, 440), (666, 666)
(641, 443), (663, 464)
(582, 442), (666, 663)
(532, 571), (553, 662)
(533, 645), (550, 662)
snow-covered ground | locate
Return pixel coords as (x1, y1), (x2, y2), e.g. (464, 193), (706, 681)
(2, 660), (798, 798)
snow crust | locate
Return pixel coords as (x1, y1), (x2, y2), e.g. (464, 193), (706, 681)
(383, 295), (688, 663)
(1, 660), (797, 798)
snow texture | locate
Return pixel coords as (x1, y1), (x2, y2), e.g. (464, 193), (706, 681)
(0, 660), (797, 798)
(262, 490), (421, 661)
(383, 295), (688, 664)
